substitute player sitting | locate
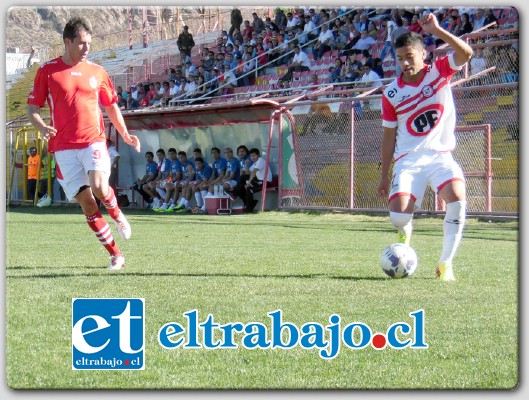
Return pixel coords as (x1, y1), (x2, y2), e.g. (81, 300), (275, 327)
(27, 17), (141, 270)
(376, 13), (473, 281)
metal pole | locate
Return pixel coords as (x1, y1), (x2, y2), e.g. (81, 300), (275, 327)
(349, 105), (355, 209)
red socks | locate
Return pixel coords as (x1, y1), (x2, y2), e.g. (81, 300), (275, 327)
(85, 210), (120, 256)
(100, 186), (120, 220)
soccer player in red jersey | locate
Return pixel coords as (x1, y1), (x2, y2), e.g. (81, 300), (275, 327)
(27, 17), (141, 270)
(377, 13), (473, 281)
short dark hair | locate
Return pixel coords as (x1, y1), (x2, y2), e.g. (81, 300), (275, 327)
(156, 148), (166, 155)
(177, 151), (187, 157)
(193, 148), (202, 154)
(145, 151), (154, 158)
(63, 17), (92, 40)
(194, 157), (204, 164)
(168, 148), (177, 153)
(249, 148), (260, 156)
(211, 147), (221, 153)
(236, 145), (249, 154)
(394, 31), (424, 50)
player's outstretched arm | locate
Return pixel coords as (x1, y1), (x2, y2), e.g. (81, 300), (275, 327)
(419, 13), (473, 66)
(104, 103), (141, 152)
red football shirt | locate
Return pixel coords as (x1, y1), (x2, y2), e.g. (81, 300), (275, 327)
(27, 57), (117, 152)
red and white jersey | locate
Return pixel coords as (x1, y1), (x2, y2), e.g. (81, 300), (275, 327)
(381, 54), (463, 160)
(27, 57), (117, 152)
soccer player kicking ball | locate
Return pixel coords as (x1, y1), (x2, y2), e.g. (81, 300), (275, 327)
(376, 13), (473, 281)
(27, 17), (141, 270)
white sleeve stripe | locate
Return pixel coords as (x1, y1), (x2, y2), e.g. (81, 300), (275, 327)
(448, 53), (464, 71)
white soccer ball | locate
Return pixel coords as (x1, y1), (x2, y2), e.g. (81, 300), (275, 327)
(380, 243), (418, 279)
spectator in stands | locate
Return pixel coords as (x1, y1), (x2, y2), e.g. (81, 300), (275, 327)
(204, 51), (215, 72)
(455, 13), (473, 36)
(274, 8), (288, 31)
(168, 68), (178, 82)
(379, 15), (395, 62)
(332, 23), (348, 50)
(398, 8), (414, 23)
(341, 27), (362, 56)
(483, 8), (498, 28)
(312, 23), (334, 59)
(359, 49), (374, 67)
(330, 57), (344, 82)
(138, 92), (149, 108)
(446, 15), (461, 35)
(264, 17), (279, 33)
(372, 57), (384, 78)
(235, 148), (273, 213)
(308, 8), (320, 26)
(357, 13), (371, 32)
(241, 51), (256, 86)
(132, 151), (158, 207)
(224, 52), (237, 71)
(286, 12), (300, 32)
(392, 16), (409, 46)
(168, 79), (179, 98)
(408, 14), (423, 34)
(471, 9), (486, 31)
(303, 14), (318, 41)
(340, 52), (363, 82)
(252, 13), (266, 35)
(242, 20), (253, 40)
(146, 83), (158, 106)
(281, 45), (311, 82)
(367, 20), (378, 39)
(352, 29), (376, 51)
(189, 75), (207, 103)
(184, 60), (197, 79)
(359, 61), (383, 110)
(117, 92), (127, 110)
(219, 65), (238, 94)
(130, 83), (139, 100)
(177, 25), (195, 61)
(229, 8), (243, 37)
(255, 42), (268, 71)
(295, 25), (309, 48)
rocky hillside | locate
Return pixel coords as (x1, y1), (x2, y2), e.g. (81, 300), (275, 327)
(6, 7), (141, 53)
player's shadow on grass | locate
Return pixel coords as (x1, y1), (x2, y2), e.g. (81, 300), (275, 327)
(6, 269), (393, 281)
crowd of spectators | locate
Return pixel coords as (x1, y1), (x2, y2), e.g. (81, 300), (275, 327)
(115, 6), (517, 110)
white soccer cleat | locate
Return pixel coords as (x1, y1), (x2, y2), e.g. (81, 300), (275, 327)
(37, 194), (52, 207)
(151, 198), (161, 210)
(113, 211), (132, 240)
(108, 254), (125, 270)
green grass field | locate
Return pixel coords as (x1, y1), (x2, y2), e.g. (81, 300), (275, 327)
(5, 207), (518, 389)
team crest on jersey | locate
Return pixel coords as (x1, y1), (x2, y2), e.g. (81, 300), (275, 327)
(406, 104), (444, 136)
(89, 76), (98, 89)
(421, 85), (434, 98)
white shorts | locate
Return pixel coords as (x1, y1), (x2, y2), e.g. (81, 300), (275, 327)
(389, 151), (465, 209)
(55, 142), (110, 201)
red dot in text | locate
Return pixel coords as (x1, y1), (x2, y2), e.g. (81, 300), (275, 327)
(372, 334), (387, 349)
